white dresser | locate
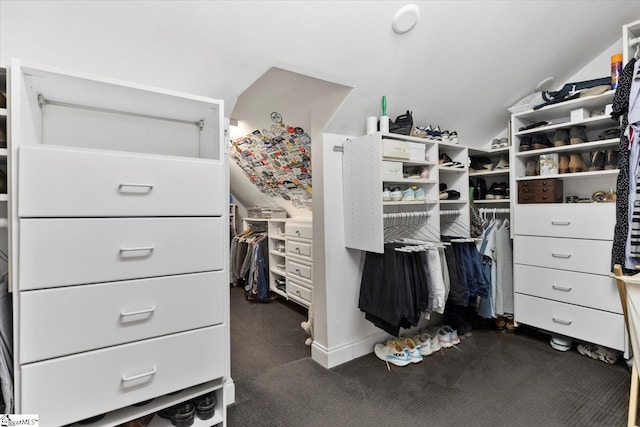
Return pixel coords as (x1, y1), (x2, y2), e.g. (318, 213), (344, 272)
(285, 220), (313, 307)
(513, 203), (625, 351)
(9, 60), (231, 426)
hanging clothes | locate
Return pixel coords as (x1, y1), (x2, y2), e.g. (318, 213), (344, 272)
(612, 57), (637, 271)
(494, 219), (514, 316)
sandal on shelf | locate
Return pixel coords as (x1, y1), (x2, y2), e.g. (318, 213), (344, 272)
(158, 402), (196, 427)
(193, 391), (217, 420)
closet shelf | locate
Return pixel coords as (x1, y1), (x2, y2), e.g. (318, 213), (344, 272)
(469, 169), (509, 177)
(383, 200), (437, 206)
(514, 90), (615, 122)
(270, 287), (287, 298)
(270, 267), (287, 276)
(516, 169), (619, 181)
(270, 235), (286, 242)
(515, 115), (617, 136)
(270, 249), (286, 257)
(473, 199), (510, 204)
(468, 146), (510, 156)
(439, 166), (468, 173)
(440, 199), (468, 204)
(383, 178), (437, 184)
(382, 157), (435, 166)
(514, 138), (619, 158)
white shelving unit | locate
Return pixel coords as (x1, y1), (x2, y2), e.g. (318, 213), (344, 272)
(469, 145), (511, 206)
(9, 60), (230, 427)
(343, 132), (472, 253)
(509, 88), (624, 352)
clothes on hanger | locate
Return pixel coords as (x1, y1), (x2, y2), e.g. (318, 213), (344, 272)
(230, 228), (270, 302)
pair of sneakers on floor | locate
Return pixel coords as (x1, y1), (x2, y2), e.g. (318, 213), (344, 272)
(373, 325), (461, 367)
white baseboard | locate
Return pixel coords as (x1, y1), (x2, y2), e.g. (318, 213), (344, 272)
(311, 331), (389, 368)
(223, 378), (235, 406)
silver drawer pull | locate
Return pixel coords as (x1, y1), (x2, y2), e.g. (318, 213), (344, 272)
(551, 221), (571, 226)
(122, 367), (157, 382)
(295, 268), (300, 273)
(552, 317), (572, 325)
(296, 290), (301, 295)
(552, 253), (572, 259)
(120, 246), (155, 256)
(552, 285), (572, 292)
(295, 230), (301, 236)
(121, 306), (156, 318)
(118, 183), (154, 193)
(295, 247), (301, 253)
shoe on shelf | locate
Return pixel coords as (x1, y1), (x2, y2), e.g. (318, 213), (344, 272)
(439, 191), (449, 200)
(158, 402), (196, 427)
(589, 151), (606, 171)
(526, 159), (539, 176)
(441, 130), (450, 143)
(374, 339), (411, 367)
(390, 186), (403, 201)
(569, 125), (588, 144)
(499, 137), (509, 147)
(470, 156), (493, 172)
(494, 155), (509, 170)
(449, 131), (459, 144)
(569, 153), (586, 173)
(420, 167), (430, 179)
(193, 392), (217, 421)
(401, 187), (415, 201)
(598, 128), (619, 141)
(382, 186), (391, 201)
(431, 126), (442, 142)
(559, 155), (570, 174)
(519, 135), (533, 151)
(410, 126), (428, 138)
(413, 187), (426, 200)
(552, 129), (570, 147)
(439, 153), (454, 166)
(490, 138), (501, 150)
(445, 190), (461, 200)
(473, 177), (488, 200)
(605, 149), (619, 170)
(531, 133), (552, 150)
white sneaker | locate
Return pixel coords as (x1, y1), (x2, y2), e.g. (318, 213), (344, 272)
(400, 338), (423, 363)
(437, 327), (453, 348)
(413, 333), (434, 356)
(374, 340), (411, 366)
(442, 325), (460, 345)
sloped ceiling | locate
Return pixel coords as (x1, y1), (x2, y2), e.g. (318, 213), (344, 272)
(1, 1), (640, 147)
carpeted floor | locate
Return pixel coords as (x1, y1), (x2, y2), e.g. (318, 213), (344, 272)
(227, 287), (632, 426)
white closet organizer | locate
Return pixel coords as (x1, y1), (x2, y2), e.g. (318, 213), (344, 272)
(509, 89), (624, 352)
(343, 132), (470, 253)
(468, 145), (511, 206)
(9, 60), (230, 426)
(285, 219), (313, 307)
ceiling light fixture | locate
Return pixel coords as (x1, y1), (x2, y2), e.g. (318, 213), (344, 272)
(392, 4), (420, 34)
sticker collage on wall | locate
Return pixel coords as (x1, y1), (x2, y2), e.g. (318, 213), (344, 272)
(230, 113), (312, 210)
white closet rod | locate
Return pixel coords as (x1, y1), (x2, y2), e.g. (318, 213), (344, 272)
(383, 211), (430, 219)
(630, 36), (640, 47)
(439, 209), (461, 216)
(37, 94), (204, 129)
(478, 208), (510, 214)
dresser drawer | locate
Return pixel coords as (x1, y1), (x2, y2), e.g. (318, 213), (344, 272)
(287, 238), (312, 261)
(19, 271), (225, 363)
(287, 258), (312, 282)
(514, 293), (624, 351)
(514, 203), (615, 240)
(20, 326), (226, 427)
(514, 264), (621, 314)
(287, 278), (312, 306)
(513, 235), (612, 275)
(18, 145), (225, 217)
(19, 217), (224, 290)
(285, 221), (312, 239)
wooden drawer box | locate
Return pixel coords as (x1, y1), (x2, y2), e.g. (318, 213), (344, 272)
(20, 271), (225, 363)
(518, 179), (563, 203)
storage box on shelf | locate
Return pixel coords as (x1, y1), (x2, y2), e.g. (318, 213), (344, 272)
(510, 88), (624, 352)
(343, 132), (441, 253)
(438, 141), (470, 238)
(10, 60), (230, 426)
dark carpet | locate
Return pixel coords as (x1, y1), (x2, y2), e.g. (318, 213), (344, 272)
(228, 287), (631, 426)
